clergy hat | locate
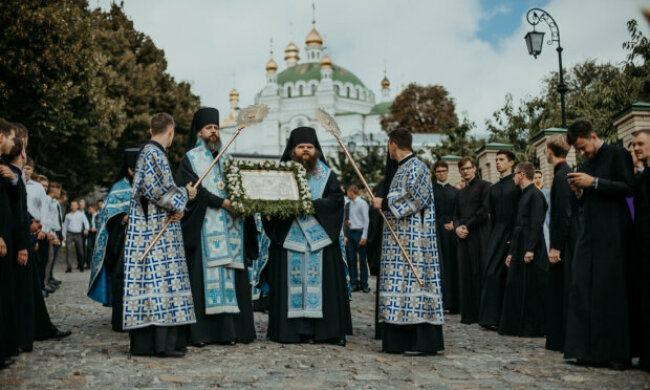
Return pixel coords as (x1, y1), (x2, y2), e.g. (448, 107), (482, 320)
(186, 107), (220, 152)
(114, 147), (141, 185)
(280, 126), (327, 164)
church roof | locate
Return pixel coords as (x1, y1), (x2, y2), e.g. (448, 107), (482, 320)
(370, 101), (392, 115)
(276, 62), (366, 88)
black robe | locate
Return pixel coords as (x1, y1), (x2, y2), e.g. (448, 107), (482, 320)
(478, 173), (519, 327)
(633, 167), (650, 370)
(454, 177), (491, 324)
(498, 184), (547, 337)
(0, 172), (19, 359)
(545, 161), (577, 352)
(433, 182), (460, 312)
(105, 213), (127, 332)
(262, 173), (352, 343)
(565, 143), (634, 363)
(176, 155), (259, 345)
(366, 207), (383, 277)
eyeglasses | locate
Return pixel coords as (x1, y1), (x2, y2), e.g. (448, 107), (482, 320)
(435, 170), (448, 174)
(459, 166), (474, 172)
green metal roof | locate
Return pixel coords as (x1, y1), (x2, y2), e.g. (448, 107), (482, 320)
(441, 155), (461, 161)
(276, 62), (366, 88)
(370, 102), (392, 115)
(476, 142), (513, 154)
(612, 102), (650, 122)
(531, 127), (567, 142)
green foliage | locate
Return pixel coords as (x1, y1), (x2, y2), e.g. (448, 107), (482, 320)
(329, 141), (386, 190)
(429, 117), (485, 161)
(0, 0), (200, 197)
(486, 18), (650, 160)
(381, 83), (458, 133)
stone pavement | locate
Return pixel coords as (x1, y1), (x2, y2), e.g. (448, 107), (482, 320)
(1, 262), (649, 389)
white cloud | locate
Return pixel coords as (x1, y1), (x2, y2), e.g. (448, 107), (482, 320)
(96, 0), (648, 135)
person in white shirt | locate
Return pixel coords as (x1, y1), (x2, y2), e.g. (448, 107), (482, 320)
(44, 182), (63, 289)
(62, 200), (89, 272)
(346, 184), (370, 293)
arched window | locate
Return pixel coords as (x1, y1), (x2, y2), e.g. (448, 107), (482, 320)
(334, 85), (340, 95)
(287, 86), (292, 98)
(346, 87), (350, 98)
(299, 85), (303, 96)
(311, 84), (317, 95)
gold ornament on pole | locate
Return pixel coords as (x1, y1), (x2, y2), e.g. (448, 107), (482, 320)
(314, 108), (424, 286)
(138, 104), (270, 263)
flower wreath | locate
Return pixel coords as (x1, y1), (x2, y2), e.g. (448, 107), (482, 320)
(225, 160), (315, 218)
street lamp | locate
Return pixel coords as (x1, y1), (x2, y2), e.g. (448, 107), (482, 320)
(525, 8), (568, 128)
(347, 140), (357, 153)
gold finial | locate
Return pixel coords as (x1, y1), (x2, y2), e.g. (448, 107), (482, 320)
(312, 1), (316, 25)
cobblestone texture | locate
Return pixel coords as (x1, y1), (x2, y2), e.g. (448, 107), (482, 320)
(1, 261), (649, 389)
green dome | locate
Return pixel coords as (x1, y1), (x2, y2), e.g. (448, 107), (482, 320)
(276, 62), (366, 88)
(370, 102), (392, 115)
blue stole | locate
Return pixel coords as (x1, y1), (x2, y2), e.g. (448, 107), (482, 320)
(87, 178), (131, 305)
(284, 160), (332, 318)
(187, 141), (244, 315)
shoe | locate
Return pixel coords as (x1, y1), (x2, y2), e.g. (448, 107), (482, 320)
(50, 280), (62, 286)
(192, 342), (207, 348)
(337, 338), (346, 347)
(37, 329), (72, 341)
(42, 290), (49, 298)
(404, 351), (437, 356)
(44, 285), (56, 293)
(155, 350), (185, 358)
(50, 278), (62, 284)
(609, 361), (630, 371)
(352, 285), (361, 292)
(65, 268), (72, 273)
(362, 286), (371, 293)
(0, 358), (15, 369)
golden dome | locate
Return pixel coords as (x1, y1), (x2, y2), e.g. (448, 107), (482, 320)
(284, 41), (300, 61)
(320, 54), (332, 69)
(305, 27), (323, 46)
(381, 75), (390, 89)
(266, 58), (278, 73)
(229, 88), (239, 102)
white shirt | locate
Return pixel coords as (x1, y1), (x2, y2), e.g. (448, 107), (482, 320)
(348, 197), (370, 240)
(46, 196), (62, 232)
(62, 210), (89, 238)
(25, 179), (51, 232)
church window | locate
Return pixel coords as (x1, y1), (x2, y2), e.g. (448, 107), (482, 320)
(311, 84), (317, 95)
(287, 86), (292, 98)
(299, 85), (303, 96)
(346, 87), (350, 98)
(334, 85), (340, 95)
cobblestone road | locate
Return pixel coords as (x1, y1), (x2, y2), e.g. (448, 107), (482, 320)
(1, 260), (649, 389)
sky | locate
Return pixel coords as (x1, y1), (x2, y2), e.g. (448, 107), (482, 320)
(94, 0), (649, 135)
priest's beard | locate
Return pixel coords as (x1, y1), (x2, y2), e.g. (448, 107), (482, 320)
(291, 149), (321, 174)
(203, 135), (222, 153)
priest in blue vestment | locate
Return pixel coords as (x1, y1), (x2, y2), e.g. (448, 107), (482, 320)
(261, 127), (352, 345)
(122, 113), (197, 357)
(87, 148), (139, 332)
(371, 128), (444, 355)
(175, 107), (259, 346)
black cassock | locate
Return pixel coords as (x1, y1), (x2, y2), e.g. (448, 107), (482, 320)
(104, 213), (127, 332)
(478, 174), (519, 328)
(565, 143), (634, 363)
(366, 207), (383, 277)
(454, 177), (491, 324)
(0, 173), (19, 361)
(176, 155), (259, 345)
(433, 182), (460, 313)
(499, 184), (547, 337)
(262, 173), (352, 343)
(545, 161), (578, 352)
(633, 167), (650, 370)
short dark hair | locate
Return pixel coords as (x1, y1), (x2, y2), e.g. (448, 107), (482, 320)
(5, 135), (24, 162)
(497, 150), (515, 162)
(458, 157), (475, 169)
(632, 129), (650, 138)
(0, 118), (15, 136)
(38, 174), (48, 183)
(567, 119), (595, 145)
(150, 112), (175, 135)
(347, 184), (360, 194)
(516, 162), (535, 180)
(388, 128), (412, 151)
(433, 160), (449, 171)
(25, 156), (34, 167)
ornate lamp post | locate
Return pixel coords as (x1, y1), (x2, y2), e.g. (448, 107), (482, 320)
(525, 8), (568, 128)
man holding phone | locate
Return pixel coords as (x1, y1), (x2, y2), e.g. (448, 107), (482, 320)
(564, 119), (634, 370)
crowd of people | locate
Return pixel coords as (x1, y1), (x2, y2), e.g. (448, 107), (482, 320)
(1, 110), (648, 373)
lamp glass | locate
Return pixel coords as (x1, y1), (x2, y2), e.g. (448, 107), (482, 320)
(524, 31), (545, 57)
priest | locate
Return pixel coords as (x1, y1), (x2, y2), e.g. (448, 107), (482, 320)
(262, 127), (352, 345)
(122, 113), (197, 357)
(565, 119), (634, 370)
(88, 148), (139, 332)
(371, 128), (444, 355)
(176, 107), (258, 346)
(479, 150), (519, 329)
(499, 162), (547, 337)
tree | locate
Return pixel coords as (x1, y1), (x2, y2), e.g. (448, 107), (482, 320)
(429, 117), (485, 161)
(330, 143), (386, 190)
(381, 83), (458, 133)
(0, 0), (200, 197)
